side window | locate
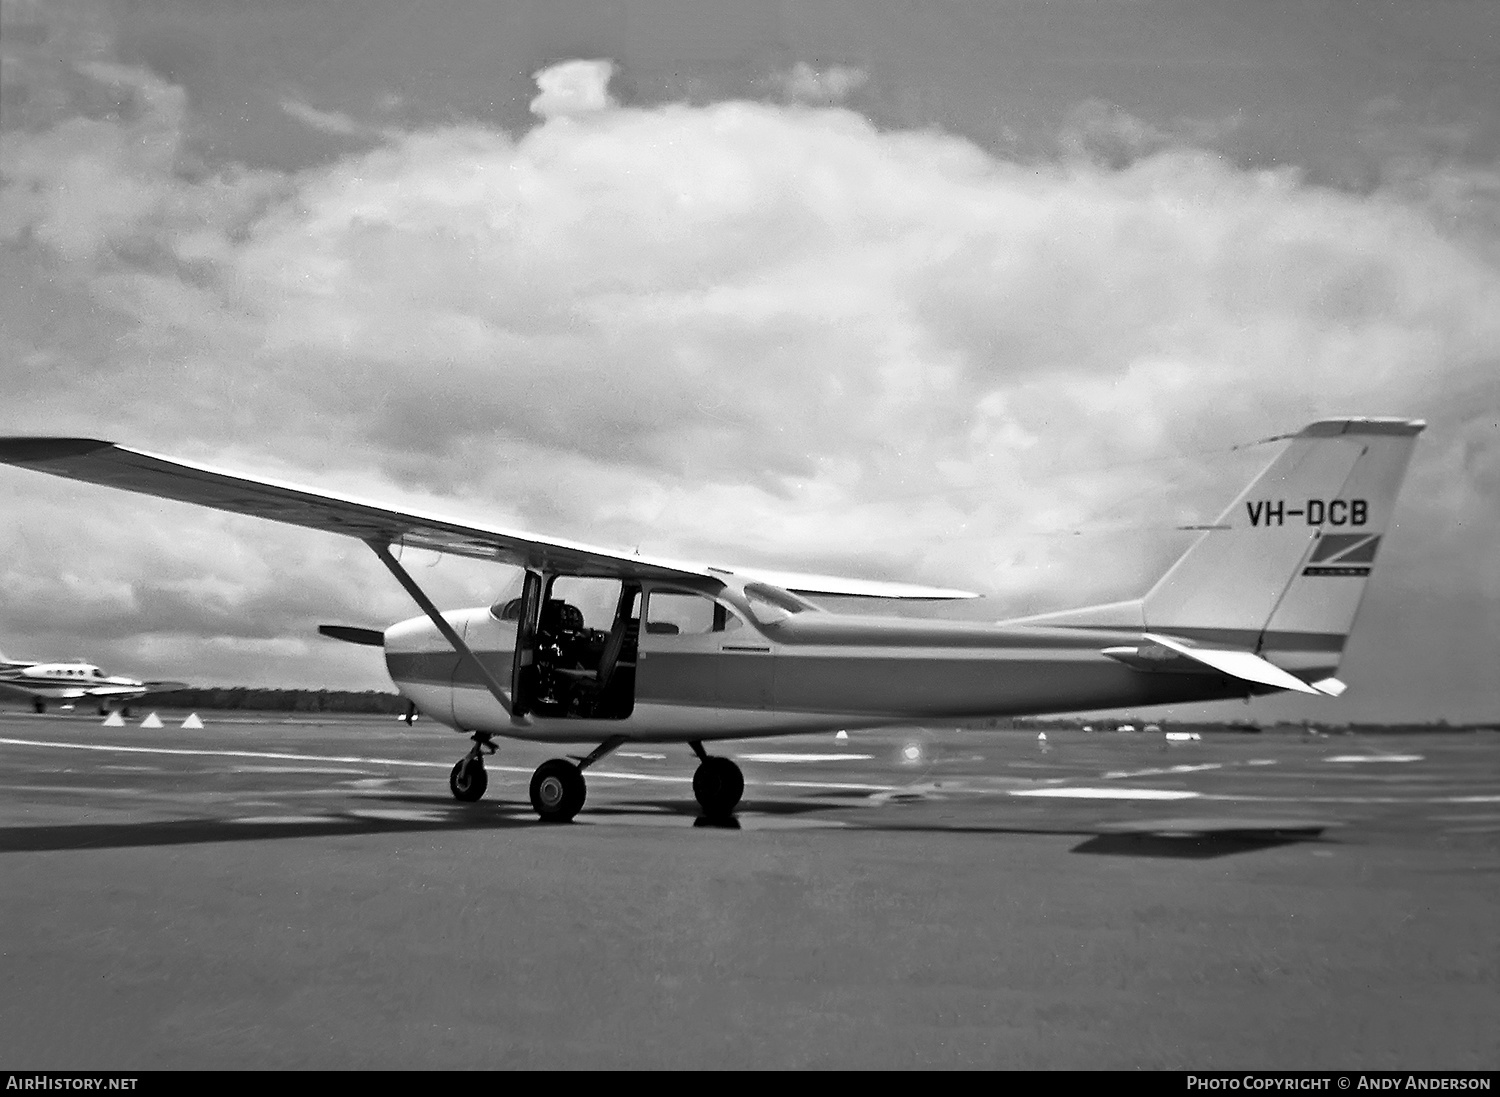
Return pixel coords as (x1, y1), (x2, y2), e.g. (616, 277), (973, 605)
(646, 591), (740, 637)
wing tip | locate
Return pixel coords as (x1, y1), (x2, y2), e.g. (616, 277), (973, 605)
(0, 437), (116, 464)
(1296, 418), (1426, 438)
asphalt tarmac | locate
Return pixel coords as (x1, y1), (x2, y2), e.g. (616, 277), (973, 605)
(0, 710), (1495, 1069)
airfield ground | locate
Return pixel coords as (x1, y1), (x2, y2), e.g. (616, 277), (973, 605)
(0, 711), (1495, 1069)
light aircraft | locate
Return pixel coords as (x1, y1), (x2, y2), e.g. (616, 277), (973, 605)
(0, 650), (185, 715)
(0, 418), (1422, 821)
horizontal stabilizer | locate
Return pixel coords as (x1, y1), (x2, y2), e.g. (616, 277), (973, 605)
(1103, 634), (1321, 695)
(319, 625), (386, 647)
(1142, 633), (1320, 695)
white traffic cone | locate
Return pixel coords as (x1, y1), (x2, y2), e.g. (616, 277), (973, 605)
(140, 712), (164, 728)
(181, 713), (204, 729)
(102, 711), (125, 727)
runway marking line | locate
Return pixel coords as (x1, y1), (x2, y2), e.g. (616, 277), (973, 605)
(0, 737), (896, 793)
(1201, 793), (1500, 804)
(0, 736), (455, 769)
(1101, 763), (1224, 780)
(737, 752), (875, 763)
(1010, 787), (1201, 800)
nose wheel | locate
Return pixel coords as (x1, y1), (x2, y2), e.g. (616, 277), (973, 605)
(691, 743), (744, 819)
(449, 756), (488, 802)
(448, 733), (496, 802)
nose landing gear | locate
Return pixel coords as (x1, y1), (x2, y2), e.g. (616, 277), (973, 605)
(448, 732), (497, 803)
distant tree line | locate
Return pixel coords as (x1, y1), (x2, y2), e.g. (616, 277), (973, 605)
(148, 688), (410, 714)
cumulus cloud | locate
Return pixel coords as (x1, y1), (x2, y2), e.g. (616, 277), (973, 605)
(528, 58), (616, 119)
(2, 42), (1498, 714)
(774, 62), (869, 103)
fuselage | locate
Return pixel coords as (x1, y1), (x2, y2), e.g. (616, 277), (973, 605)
(0, 662), (148, 700)
(380, 577), (1330, 745)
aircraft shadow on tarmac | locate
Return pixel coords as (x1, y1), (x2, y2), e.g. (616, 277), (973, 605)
(1068, 830), (1329, 859)
(0, 810), (533, 853)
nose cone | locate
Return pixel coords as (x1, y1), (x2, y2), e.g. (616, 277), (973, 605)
(383, 613), (442, 653)
(382, 610), (478, 686)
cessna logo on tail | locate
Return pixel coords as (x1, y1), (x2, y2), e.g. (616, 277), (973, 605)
(1246, 498), (1368, 527)
(1302, 532), (1381, 577)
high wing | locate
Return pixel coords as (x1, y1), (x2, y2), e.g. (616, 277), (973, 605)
(0, 439), (977, 599)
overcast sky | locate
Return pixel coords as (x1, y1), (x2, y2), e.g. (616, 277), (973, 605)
(2, 0), (1496, 723)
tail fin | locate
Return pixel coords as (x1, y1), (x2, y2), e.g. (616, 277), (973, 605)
(1142, 418), (1424, 659)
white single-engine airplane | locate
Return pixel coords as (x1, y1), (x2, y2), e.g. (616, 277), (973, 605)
(0, 649), (185, 715)
(0, 418), (1422, 821)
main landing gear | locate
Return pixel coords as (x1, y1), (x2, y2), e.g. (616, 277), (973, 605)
(691, 740), (744, 820)
(530, 735), (625, 823)
(445, 734), (745, 824)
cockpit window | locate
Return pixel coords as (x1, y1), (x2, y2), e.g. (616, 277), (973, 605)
(742, 582), (815, 624)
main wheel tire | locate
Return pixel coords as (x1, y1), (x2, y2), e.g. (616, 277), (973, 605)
(530, 759), (586, 822)
(693, 756), (744, 818)
(449, 757), (488, 802)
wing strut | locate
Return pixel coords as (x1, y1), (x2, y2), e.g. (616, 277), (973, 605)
(366, 540), (524, 723)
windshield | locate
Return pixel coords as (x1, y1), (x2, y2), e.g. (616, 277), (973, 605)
(488, 569), (527, 620)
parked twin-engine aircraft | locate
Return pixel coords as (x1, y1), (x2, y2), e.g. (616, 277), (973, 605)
(0, 418), (1422, 820)
(0, 650), (185, 715)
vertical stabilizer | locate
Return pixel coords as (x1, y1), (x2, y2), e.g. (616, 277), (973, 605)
(1142, 418), (1423, 661)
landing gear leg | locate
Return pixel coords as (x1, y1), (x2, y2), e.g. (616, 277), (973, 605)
(449, 732), (496, 802)
(32, 698), (45, 715)
(529, 735), (625, 823)
(690, 740), (744, 819)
